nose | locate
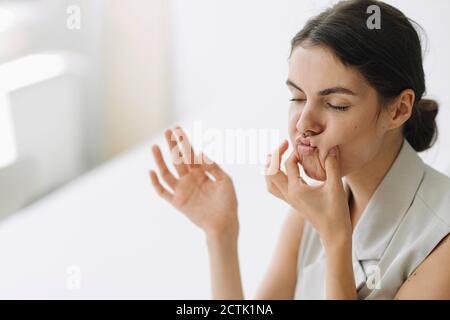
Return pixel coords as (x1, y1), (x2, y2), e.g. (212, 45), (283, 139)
(295, 101), (323, 136)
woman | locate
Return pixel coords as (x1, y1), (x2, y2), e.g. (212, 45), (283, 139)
(149, 0), (450, 299)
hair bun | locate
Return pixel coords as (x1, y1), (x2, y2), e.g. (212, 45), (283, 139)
(404, 98), (439, 152)
(417, 98), (439, 114)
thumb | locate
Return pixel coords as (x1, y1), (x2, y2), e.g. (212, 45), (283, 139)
(324, 146), (342, 188)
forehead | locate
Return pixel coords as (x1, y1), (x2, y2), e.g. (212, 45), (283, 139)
(288, 45), (367, 92)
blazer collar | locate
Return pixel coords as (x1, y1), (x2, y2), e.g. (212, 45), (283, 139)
(343, 139), (425, 261)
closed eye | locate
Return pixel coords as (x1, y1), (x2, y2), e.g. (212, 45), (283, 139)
(289, 99), (350, 111)
(327, 103), (350, 111)
(289, 99), (306, 102)
(290, 99), (349, 111)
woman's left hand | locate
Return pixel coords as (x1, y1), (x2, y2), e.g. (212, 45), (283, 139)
(265, 142), (352, 249)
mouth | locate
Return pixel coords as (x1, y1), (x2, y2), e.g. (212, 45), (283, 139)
(297, 142), (317, 156)
(295, 136), (317, 156)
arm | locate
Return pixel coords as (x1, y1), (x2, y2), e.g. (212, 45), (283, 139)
(206, 226), (244, 299)
(255, 209), (304, 299)
(206, 208), (304, 300)
(266, 145), (357, 299)
(324, 236), (357, 299)
(395, 233), (450, 299)
(149, 126), (243, 299)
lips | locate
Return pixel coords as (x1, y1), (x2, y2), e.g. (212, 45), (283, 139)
(295, 136), (315, 147)
(295, 136), (317, 156)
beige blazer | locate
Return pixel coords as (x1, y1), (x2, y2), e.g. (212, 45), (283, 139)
(294, 139), (450, 299)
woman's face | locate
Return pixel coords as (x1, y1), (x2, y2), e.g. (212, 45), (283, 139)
(287, 45), (390, 181)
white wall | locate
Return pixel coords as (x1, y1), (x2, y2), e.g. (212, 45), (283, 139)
(391, 0), (450, 174)
(103, 0), (171, 158)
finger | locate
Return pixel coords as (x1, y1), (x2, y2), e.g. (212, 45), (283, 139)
(273, 139), (289, 169)
(165, 129), (189, 177)
(264, 154), (278, 176)
(265, 154), (271, 168)
(267, 140), (289, 175)
(151, 144), (178, 190)
(149, 170), (174, 202)
(285, 152), (301, 180)
(286, 152), (309, 191)
(267, 170), (288, 199)
(265, 179), (285, 200)
(279, 139), (289, 154)
(295, 154), (308, 185)
(173, 126), (200, 170)
(324, 146), (342, 188)
(200, 152), (228, 181)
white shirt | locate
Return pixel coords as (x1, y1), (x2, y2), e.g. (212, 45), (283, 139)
(294, 139), (450, 299)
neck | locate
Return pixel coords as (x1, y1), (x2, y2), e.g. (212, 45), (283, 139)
(345, 134), (404, 228)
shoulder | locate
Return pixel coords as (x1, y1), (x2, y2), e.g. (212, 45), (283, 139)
(416, 164), (450, 226)
(396, 163), (450, 298)
(395, 232), (450, 299)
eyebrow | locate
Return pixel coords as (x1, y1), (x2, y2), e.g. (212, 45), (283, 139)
(285, 79), (357, 96)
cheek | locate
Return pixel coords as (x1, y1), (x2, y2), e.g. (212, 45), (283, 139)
(319, 121), (356, 151)
(317, 121), (366, 173)
(335, 121), (382, 175)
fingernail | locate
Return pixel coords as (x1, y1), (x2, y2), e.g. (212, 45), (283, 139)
(329, 147), (337, 156)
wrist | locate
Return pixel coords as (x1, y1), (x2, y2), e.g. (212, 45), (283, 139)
(205, 221), (239, 244)
(322, 232), (352, 256)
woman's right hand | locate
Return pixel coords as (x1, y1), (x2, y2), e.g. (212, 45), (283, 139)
(149, 126), (239, 238)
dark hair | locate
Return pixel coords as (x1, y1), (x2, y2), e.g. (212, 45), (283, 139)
(289, 0), (438, 152)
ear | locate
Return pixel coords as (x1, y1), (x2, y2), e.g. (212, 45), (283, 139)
(387, 89), (415, 130)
